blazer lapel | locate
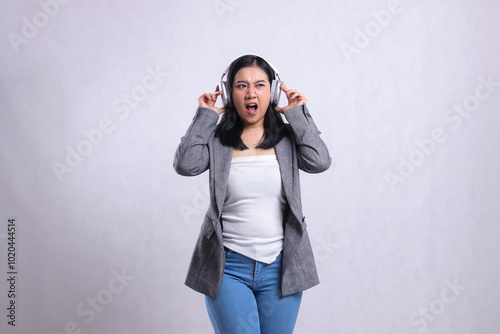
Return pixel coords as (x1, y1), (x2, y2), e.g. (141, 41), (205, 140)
(275, 136), (294, 207)
(213, 137), (233, 217)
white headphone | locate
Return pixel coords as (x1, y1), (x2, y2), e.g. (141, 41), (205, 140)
(219, 54), (282, 108)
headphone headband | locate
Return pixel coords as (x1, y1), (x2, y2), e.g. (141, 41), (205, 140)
(220, 53), (280, 80)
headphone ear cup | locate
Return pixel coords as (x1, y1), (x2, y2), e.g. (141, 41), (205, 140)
(220, 80), (231, 107)
(270, 79), (282, 107)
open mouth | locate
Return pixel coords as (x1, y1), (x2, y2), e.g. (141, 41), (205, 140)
(246, 103), (258, 115)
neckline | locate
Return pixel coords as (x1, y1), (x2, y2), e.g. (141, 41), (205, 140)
(231, 154), (277, 162)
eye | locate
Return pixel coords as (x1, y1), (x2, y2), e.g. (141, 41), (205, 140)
(236, 84), (247, 89)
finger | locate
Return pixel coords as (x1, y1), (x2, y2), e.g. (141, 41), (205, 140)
(292, 91), (303, 100)
(287, 91), (298, 99)
(199, 93), (210, 103)
(215, 85), (220, 92)
(296, 95), (307, 105)
(280, 82), (289, 92)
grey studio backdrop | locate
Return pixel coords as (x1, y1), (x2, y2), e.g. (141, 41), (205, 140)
(1, 0), (499, 333)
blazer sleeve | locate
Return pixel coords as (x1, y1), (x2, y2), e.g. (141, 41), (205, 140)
(173, 107), (219, 176)
(283, 104), (332, 173)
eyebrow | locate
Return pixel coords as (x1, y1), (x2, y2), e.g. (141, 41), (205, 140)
(235, 80), (267, 84)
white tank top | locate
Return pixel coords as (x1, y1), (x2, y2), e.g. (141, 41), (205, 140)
(221, 155), (286, 264)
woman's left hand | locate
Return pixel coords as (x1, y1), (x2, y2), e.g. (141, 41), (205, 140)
(274, 83), (307, 114)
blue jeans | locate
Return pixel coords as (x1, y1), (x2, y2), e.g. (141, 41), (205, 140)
(205, 248), (302, 334)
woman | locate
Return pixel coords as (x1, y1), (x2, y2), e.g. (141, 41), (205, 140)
(173, 54), (331, 333)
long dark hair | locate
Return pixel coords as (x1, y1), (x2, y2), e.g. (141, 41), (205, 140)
(215, 55), (287, 150)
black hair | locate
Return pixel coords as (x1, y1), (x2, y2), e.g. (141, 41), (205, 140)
(215, 55), (287, 150)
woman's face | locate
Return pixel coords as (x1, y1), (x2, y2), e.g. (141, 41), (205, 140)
(232, 66), (271, 128)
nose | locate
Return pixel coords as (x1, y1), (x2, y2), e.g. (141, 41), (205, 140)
(246, 85), (257, 98)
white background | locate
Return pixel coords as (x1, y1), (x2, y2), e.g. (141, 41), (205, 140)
(1, 0), (499, 333)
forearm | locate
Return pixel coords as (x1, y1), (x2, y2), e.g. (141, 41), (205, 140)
(173, 107), (219, 176)
(283, 104), (331, 173)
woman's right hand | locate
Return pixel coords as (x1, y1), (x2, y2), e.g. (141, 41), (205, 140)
(198, 86), (225, 115)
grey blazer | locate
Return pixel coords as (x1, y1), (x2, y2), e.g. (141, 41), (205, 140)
(173, 104), (331, 299)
